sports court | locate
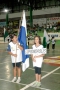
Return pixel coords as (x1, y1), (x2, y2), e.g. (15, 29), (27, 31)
(0, 42), (60, 90)
(0, 0), (60, 90)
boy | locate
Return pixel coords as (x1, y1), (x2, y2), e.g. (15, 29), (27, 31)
(7, 34), (23, 83)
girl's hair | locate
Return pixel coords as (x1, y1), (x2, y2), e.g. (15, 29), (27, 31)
(9, 33), (17, 41)
(34, 36), (41, 44)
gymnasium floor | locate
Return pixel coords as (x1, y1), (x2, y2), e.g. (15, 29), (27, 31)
(0, 43), (60, 90)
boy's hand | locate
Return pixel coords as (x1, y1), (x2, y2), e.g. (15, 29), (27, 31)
(17, 41), (23, 50)
(17, 41), (19, 45)
(17, 42), (20, 47)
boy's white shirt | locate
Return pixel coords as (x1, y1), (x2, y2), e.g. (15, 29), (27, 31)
(32, 44), (43, 68)
(9, 42), (22, 63)
(52, 39), (55, 44)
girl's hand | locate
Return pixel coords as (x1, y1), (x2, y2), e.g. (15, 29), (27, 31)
(13, 54), (17, 57)
(34, 56), (37, 58)
(32, 57), (36, 62)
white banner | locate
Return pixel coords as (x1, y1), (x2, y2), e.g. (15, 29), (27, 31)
(47, 17), (60, 23)
(48, 33), (60, 40)
(25, 48), (47, 55)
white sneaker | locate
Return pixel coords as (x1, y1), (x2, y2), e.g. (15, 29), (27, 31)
(11, 78), (16, 82)
(36, 82), (41, 87)
(16, 79), (21, 83)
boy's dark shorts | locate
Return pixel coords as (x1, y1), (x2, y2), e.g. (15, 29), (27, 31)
(12, 62), (21, 68)
(52, 44), (55, 49)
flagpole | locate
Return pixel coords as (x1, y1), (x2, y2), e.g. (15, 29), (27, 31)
(18, 11), (23, 36)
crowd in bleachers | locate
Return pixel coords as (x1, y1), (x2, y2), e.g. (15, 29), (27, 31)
(27, 21), (60, 34)
(0, 21), (60, 37)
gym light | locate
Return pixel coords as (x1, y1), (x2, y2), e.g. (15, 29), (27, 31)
(4, 9), (9, 13)
(1, 8), (10, 13)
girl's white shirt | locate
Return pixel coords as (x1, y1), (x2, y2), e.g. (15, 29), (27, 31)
(32, 44), (43, 68)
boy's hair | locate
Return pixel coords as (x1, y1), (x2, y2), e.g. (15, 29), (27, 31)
(34, 36), (41, 44)
(52, 36), (54, 39)
(9, 34), (17, 41)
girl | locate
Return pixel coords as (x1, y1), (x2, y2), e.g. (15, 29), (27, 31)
(31, 36), (44, 87)
(7, 34), (23, 83)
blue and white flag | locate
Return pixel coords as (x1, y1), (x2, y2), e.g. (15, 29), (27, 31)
(18, 10), (29, 72)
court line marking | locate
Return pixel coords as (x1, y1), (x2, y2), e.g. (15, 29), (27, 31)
(53, 73), (60, 75)
(21, 86), (50, 90)
(0, 78), (27, 86)
(29, 67), (60, 75)
(20, 67), (60, 90)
